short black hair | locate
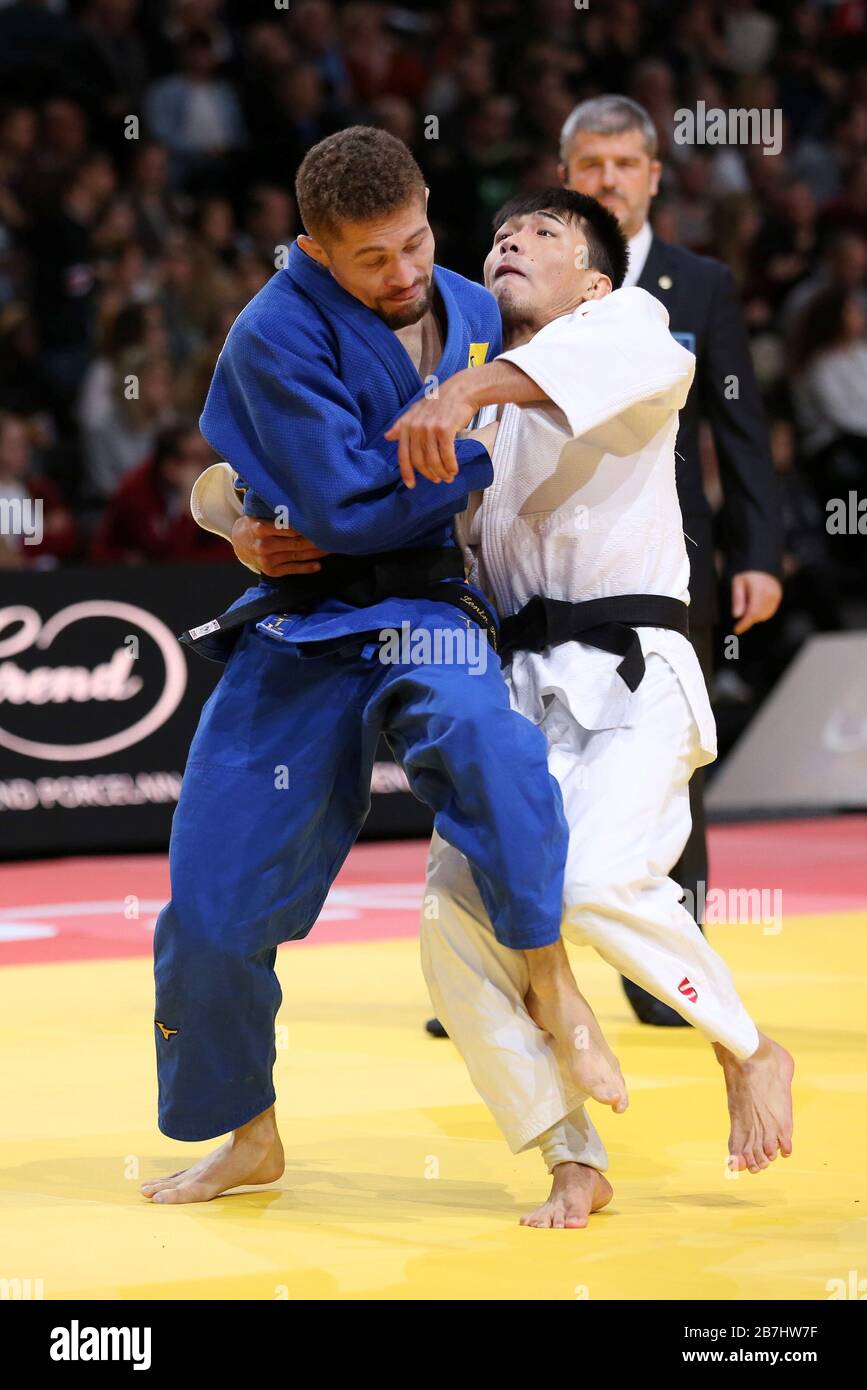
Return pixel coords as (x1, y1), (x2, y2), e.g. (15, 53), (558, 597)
(492, 188), (629, 290)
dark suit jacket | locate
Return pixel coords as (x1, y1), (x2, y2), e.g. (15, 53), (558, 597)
(637, 236), (782, 626)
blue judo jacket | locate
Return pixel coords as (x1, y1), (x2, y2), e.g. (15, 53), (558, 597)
(199, 240), (502, 649)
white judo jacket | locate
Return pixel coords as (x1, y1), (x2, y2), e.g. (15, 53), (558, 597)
(461, 286), (717, 761)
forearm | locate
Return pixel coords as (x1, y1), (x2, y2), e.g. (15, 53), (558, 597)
(449, 361), (550, 414)
(272, 441), (493, 553)
(385, 362), (546, 488)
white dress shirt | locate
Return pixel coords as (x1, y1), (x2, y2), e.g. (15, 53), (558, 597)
(622, 220), (653, 289)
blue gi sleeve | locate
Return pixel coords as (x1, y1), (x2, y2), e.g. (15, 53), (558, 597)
(200, 318), (494, 554)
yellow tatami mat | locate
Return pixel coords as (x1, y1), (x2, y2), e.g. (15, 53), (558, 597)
(1, 912), (864, 1300)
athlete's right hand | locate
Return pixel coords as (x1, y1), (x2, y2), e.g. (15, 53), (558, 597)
(230, 516), (329, 577)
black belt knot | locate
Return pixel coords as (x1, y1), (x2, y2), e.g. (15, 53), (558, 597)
(497, 593), (689, 691)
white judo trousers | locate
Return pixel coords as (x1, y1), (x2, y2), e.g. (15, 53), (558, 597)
(420, 648), (761, 1168)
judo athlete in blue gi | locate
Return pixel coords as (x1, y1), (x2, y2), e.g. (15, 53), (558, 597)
(142, 128), (605, 1205)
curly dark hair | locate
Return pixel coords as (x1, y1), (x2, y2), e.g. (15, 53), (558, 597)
(295, 126), (426, 243)
(492, 188), (630, 290)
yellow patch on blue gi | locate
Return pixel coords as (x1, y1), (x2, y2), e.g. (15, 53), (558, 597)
(467, 342), (490, 368)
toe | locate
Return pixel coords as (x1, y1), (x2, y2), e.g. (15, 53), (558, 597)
(152, 1182), (209, 1204)
(143, 1168), (185, 1186)
(140, 1172), (183, 1192)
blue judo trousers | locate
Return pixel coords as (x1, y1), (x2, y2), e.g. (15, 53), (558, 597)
(153, 243), (569, 1141)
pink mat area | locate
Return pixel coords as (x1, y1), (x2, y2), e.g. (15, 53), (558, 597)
(1, 817), (865, 967)
(708, 816), (867, 914)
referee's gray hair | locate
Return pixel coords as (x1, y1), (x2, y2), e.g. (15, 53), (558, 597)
(559, 96), (659, 163)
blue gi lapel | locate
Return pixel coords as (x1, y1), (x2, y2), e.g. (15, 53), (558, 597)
(431, 267), (471, 384)
(285, 241), (421, 402)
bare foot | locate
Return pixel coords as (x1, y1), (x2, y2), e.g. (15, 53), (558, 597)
(526, 978), (628, 1114)
(714, 1034), (794, 1174)
(140, 1107), (285, 1204)
(520, 1163), (614, 1229)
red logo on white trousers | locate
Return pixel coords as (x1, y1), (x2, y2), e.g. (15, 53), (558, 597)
(678, 976), (698, 1003)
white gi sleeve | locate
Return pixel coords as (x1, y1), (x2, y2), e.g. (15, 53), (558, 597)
(190, 462), (259, 573)
(497, 287), (695, 443)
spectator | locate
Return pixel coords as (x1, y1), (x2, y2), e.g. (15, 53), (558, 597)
(27, 152), (117, 407)
(0, 103), (37, 240)
(192, 195), (240, 273)
(0, 304), (51, 416)
(146, 0), (235, 79)
(22, 99), (90, 218)
(79, 341), (175, 502)
(789, 287), (867, 466)
(0, 0), (70, 103)
(341, 3), (427, 105)
(788, 285), (867, 599)
(144, 29), (246, 187)
(174, 300), (242, 417)
(252, 64), (338, 187)
(0, 409), (77, 568)
(238, 185), (296, 264)
(128, 141), (190, 258)
(154, 228), (219, 365)
(291, 0), (350, 106)
(426, 35), (494, 120)
(820, 159), (867, 242)
(782, 230), (867, 330)
(238, 22), (298, 158)
(368, 95), (417, 148)
(752, 177), (820, 316)
(723, 415), (846, 700)
(90, 422), (225, 564)
(63, 0), (149, 151)
(771, 416), (844, 646)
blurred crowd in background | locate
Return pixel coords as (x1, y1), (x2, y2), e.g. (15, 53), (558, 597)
(0, 0), (865, 706)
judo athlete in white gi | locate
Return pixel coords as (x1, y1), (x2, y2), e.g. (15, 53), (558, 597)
(384, 188), (795, 1228)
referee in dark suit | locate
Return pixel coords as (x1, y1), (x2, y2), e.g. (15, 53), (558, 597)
(560, 95), (784, 1026)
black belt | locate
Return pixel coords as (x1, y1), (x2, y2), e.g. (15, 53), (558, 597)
(498, 594), (689, 690)
(180, 546), (499, 654)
